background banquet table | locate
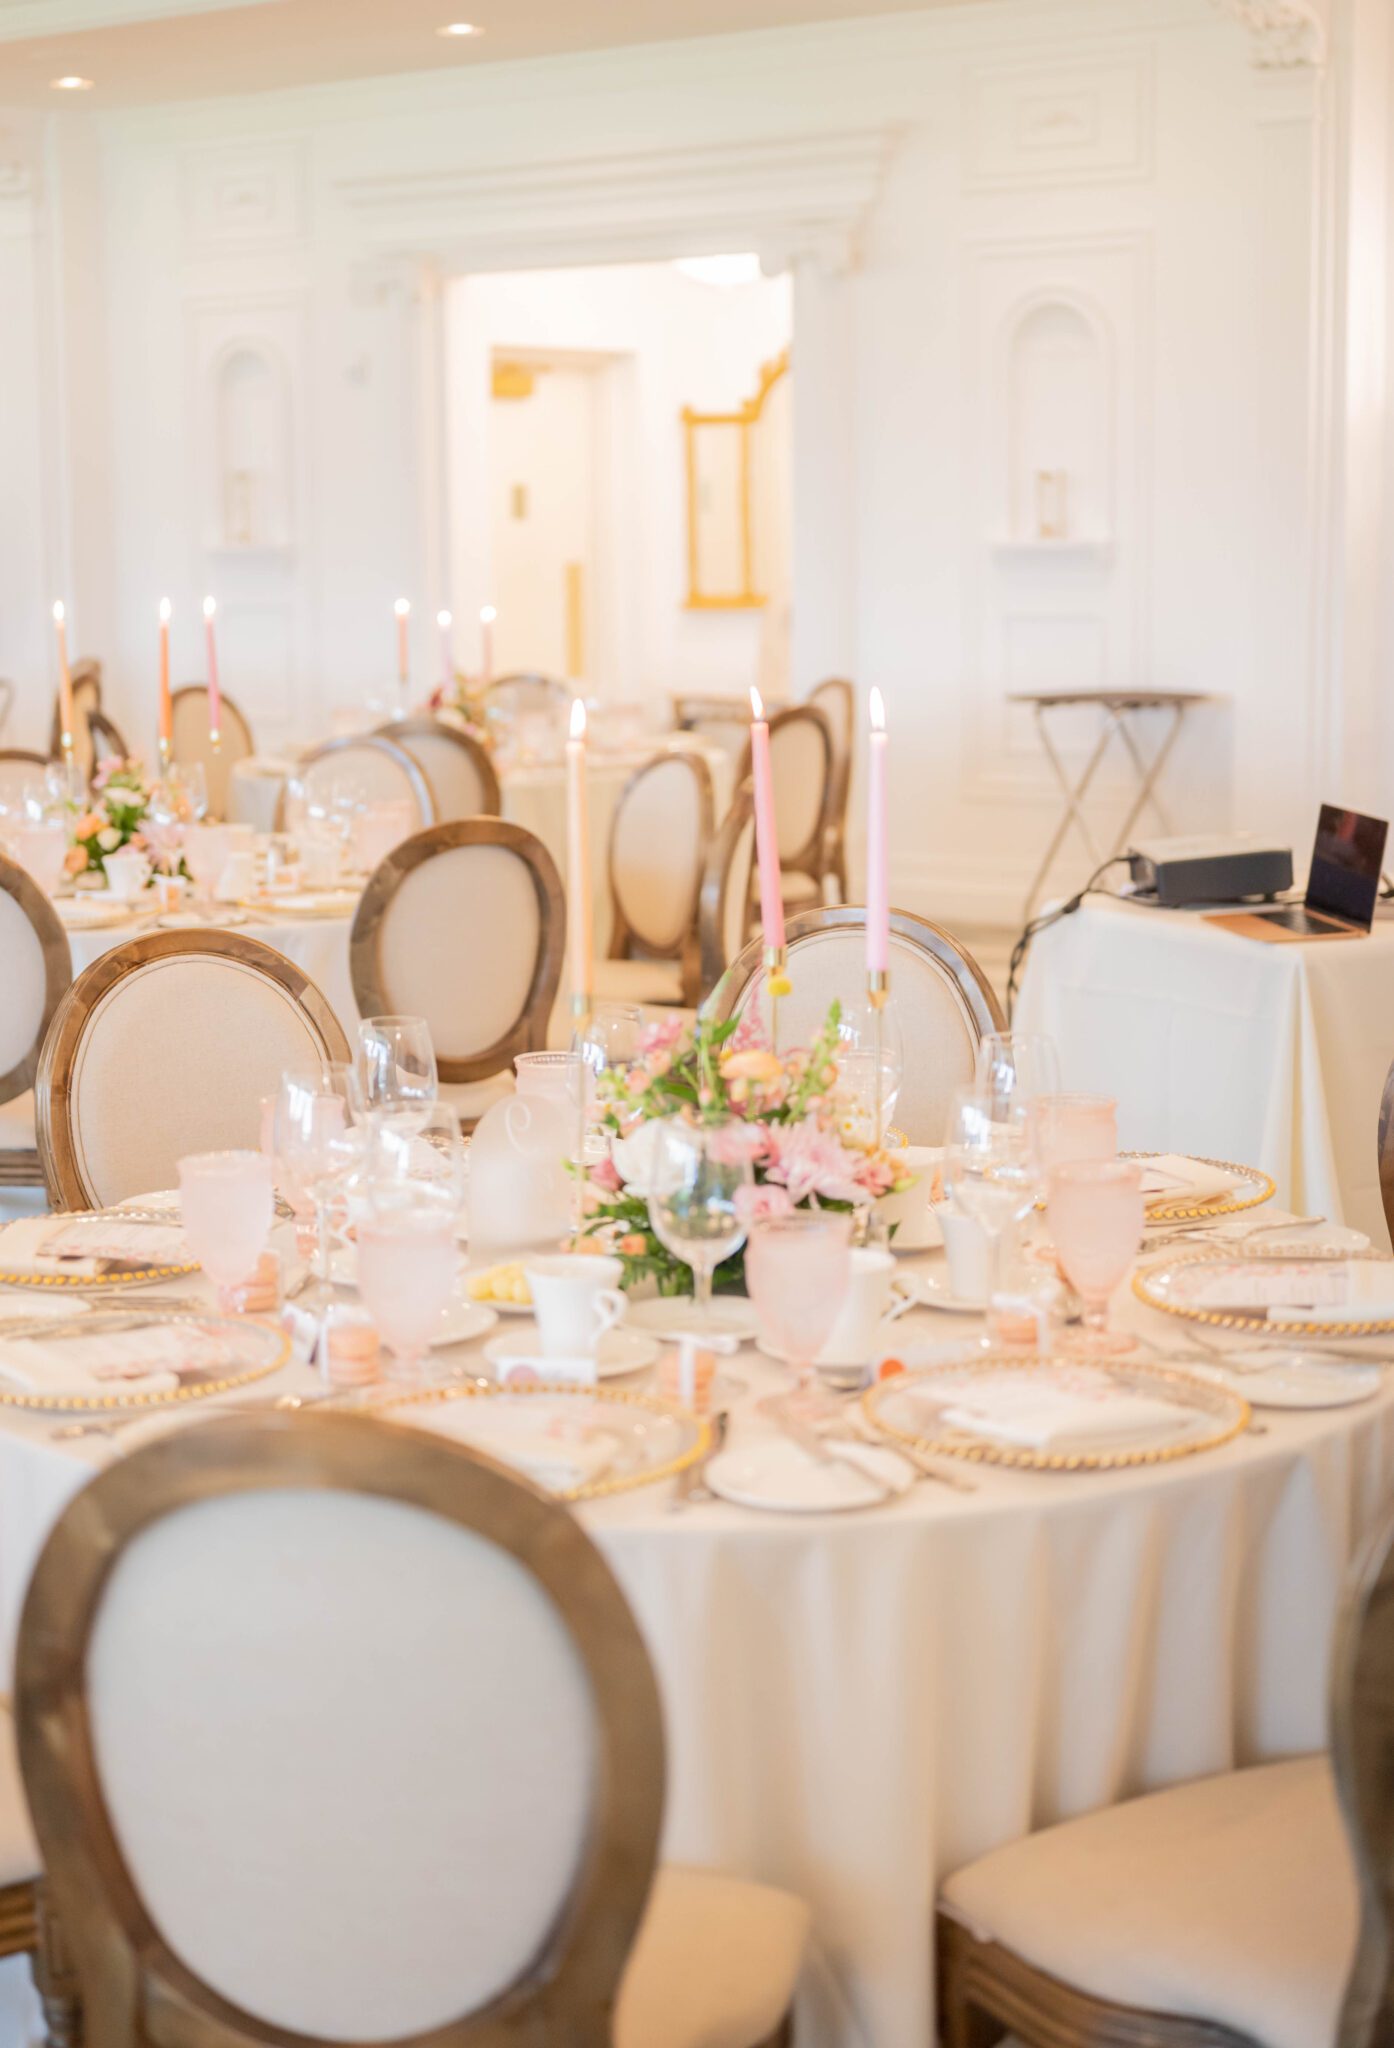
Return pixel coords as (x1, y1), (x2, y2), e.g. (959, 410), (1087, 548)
(0, 1226), (1385, 2047)
(1015, 894), (1394, 1250)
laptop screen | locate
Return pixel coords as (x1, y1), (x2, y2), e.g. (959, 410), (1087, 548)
(1306, 805), (1389, 928)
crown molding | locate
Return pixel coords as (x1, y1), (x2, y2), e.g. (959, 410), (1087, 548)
(0, 0), (279, 38)
(1214, 0), (1327, 66)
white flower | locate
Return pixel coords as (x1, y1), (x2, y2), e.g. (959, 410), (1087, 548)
(98, 827), (121, 852)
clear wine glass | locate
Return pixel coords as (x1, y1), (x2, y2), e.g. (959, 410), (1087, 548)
(573, 1001), (645, 1131)
(361, 1101), (466, 1218)
(745, 1210), (853, 1389)
(1047, 1158), (1144, 1355)
(273, 1063), (361, 1319)
(356, 1191), (458, 1386)
(943, 1083), (1041, 1344)
(975, 1032), (1062, 1109)
(646, 1117), (753, 1323)
(177, 1149), (274, 1312)
(356, 1015), (439, 1130)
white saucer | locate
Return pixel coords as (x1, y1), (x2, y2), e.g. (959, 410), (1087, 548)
(909, 1265), (986, 1314)
(156, 908), (248, 931)
(1189, 1349), (1382, 1409)
(56, 898), (135, 930)
(705, 1430), (913, 1512)
(432, 1299), (499, 1349)
(483, 1324), (660, 1379)
(626, 1295), (760, 1342)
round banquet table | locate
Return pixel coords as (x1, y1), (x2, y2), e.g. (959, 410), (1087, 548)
(0, 1224), (1386, 2047)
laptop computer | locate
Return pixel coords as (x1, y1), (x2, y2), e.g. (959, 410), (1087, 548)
(1205, 805), (1389, 943)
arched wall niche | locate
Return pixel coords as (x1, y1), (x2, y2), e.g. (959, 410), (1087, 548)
(1001, 289), (1112, 546)
(212, 338), (292, 551)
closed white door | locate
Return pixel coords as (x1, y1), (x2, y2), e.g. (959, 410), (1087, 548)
(489, 362), (596, 682)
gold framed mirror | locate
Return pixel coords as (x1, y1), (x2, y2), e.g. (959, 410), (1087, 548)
(682, 348), (789, 610)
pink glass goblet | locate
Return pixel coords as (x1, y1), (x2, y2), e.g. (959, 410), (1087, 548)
(1033, 1094), (1118, 1174)
(178, 1150), (274, 1313)
(356, 1197), (458, 1386)
(1047, 1159), (1144, 1355)
(745, 1210), (853, 1391)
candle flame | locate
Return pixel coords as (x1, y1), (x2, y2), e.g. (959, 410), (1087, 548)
(52, 600), (64, 624)
(202, 595), (216, 620)
(569, 697), (587, 741)
(158, 598), (171, 623)
(394, 598), (410, 618)
(436, 609), (452, 628)
(749, 685), (764, 720)
(480, 604), (497, 625)
(869, 686), (886, 733)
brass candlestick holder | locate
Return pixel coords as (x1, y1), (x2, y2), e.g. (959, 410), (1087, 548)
(867, 968), (890, 1152)
(765, 944), (789, 1051)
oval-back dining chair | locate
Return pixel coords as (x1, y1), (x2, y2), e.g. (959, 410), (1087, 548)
(596, 749), (715, 1009)
(276, 735), (436, 833)
(86, 708), (130, 766)
(0, 750), (51, 816)
(171, 685), (256, 822)
(1377, 1055), (1394, 1252)
(808, 678), (854, 902)
(698, 781), (757, 1000)
(712, 906), (1005, 1146)
(350, 819), (565, 1126)
(374, 716), (501, 822)
(36, 930), (350, 1210)
(735, 702), (835, 913)
(0, 852), (71, 1188)
(484, 672), (571, 721)
(16, 1409), (808, 2048)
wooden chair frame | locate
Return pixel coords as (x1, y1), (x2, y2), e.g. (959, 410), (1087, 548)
(274, 735), (436, 831)
(0, 746), (52, 783)
(697, 780), (756, 998)
(374, 716), (501, 818)
(0, 853), (72, 1190)
(350, 819), (565, 1090)
(35, 929), (350, 1211)
(712, 904), (1006, 1042)
(87, 710), (130, 765)
(808, 678), (854, 903)
(735, 701), (836, 907)
(606, 750), (715, 1007)
(1377, 1055), (1394, 1251)
(15, 1408), (667, 2048)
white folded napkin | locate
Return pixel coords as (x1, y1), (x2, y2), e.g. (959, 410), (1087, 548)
(1186, 1260), (1394, 1320)
(0, 1321), (244, 1399)
(939, 1376), (1183, 1451)
(1142, 1155), (1243, 1208)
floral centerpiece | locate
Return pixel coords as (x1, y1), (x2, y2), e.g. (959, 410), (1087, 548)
(425, 674), (491, 750)
(65, 757), (153, 880)
(578, 1004), (914, 1295)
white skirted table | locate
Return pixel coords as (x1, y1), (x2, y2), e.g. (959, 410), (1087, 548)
(0, 1224), (1383, 2048)
(1015, 893), (1394, 1251)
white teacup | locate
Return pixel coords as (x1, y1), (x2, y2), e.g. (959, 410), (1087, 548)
(524, 1253), (627, 1359)
(939, 1207), (991, 1305)
(874, 1145), (944, 1252)
(814, 1247), (913, 1371)
(103, 847), (151, 901)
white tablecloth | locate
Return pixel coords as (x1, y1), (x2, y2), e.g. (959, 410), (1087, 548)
(0, 1225), (1387, 2046)
(1015, 895), (1394, 1251)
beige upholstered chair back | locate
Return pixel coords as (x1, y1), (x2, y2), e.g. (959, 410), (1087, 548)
(351, 820), (564, 1089)
(375, 717), (501, 822)
(37, 931), (350, 1210)
(485, 672), (570, 721)
(0, 750), (50, 815)
(1378, 1057), (1394, 1254)
(280, 736), (435, 831)
(699, 783), (756, 998)
(736, 703), (833, 877)
(608, 753), (714, 998)
(16, 1411), (665, 2048)
(0, 854), (70, 1107)
(671, 693), (756, 766)
(714, 907), (1006, 1144)
(171, 686), (255, 821)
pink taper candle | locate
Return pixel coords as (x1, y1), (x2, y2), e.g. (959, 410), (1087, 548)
(158, 598), (173, 755)
(480, 604), (496, 688)
(202, 596), (222, 741)
(866, 686), (889, 973)
(52, 603), (74, 750)
(394, 599), (410, 691)
(436, 610), (454, 693)
(566, 697), (593, 1005)
(748, 685), (785, 953)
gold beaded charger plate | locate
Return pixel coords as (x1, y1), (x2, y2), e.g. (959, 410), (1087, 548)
(0, 1309), (289, 1412)
(370, 1381), (710, 1502)
(1124, 1153), (1275, 1222)
(1134, 1243), (1394, 1337)
(862, 1356), (1249, 1471)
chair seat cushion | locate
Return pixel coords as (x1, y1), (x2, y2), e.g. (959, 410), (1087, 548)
(617, 1864), (808, 2048)
(779, 873), (824, 909)
(940, 1757), (1356, 2048)
(593, 959), (687, 1006)
(0, 1705), (38, 1890)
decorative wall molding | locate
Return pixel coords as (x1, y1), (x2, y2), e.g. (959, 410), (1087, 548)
(963, 50), (1155, 190)
(1215, 0), (1327, 67)
(0, 0), (278, 37)
(333, 128), (898, 275)
(181, 139), (306, 257)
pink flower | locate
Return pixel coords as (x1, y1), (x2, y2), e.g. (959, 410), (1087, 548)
(589, 1156), (622, 1195)
(721, 1048), (783, 1085)
(762, 1117), (869, 1207)
(640, 1014), (687, 1057)
(734, 1182), (794, 1225)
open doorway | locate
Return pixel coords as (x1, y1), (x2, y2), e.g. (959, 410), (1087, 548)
(445, 256), (793, 717)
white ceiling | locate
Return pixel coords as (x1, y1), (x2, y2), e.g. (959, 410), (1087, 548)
(0, 0), (978, 109)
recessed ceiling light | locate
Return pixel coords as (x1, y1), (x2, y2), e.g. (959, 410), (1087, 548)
(436, 21), (482, 36)
(51, 75), (94, 91)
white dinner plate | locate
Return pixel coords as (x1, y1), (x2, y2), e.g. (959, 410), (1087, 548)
(431, 1299), (499, 1349)
(705, 1430), (913, 1513)
(55, 897), (136, 931)
(1185, 1349), (1382, 1409)
(157, 908), (247, 930)
(626, 1295), (761, 1342)
(482, 1325), (660, 1379)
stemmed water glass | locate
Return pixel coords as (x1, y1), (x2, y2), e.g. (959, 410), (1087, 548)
(745, 1210), (853, 1389)
(646, 1118), (754, 1325)
(943, 1083), (1041, 1344)
(355, 1016), (438, 1129)
(573, 1001), (645, 1133)
(273, 1063), (361, 1317)
(1047, 1159), (1144, 1354)
(356, 1193), (459, 1387)
(975, 1032), (1061, 1110)
(177, 1150), (274, 1312)
(834, 994), (905, 1148)
(361, 1101), (467, 1215)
